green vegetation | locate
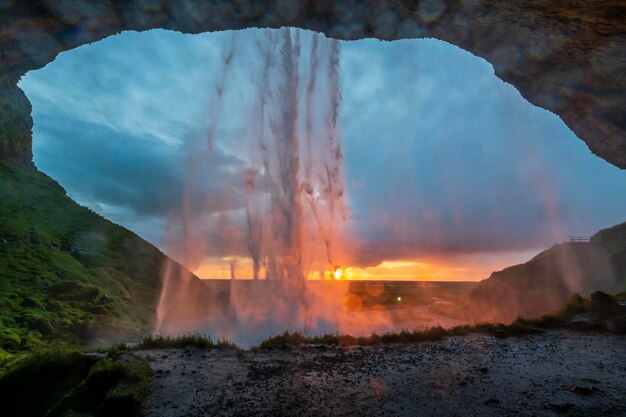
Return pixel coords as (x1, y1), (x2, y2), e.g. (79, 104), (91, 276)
(255, 324), (535, 350)
(0, 160), (169, 354)
(0, 348), (150, 417)
(256, 294), (603, 349)
(137, 333), (237, 350)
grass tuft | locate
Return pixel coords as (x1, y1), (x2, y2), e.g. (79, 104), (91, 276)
(255, 293), (606, 350)
(137, 333), (237, 350)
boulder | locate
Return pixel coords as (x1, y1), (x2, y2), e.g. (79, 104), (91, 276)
(589, 291), (626, 320)
(605, 315), (626, 334)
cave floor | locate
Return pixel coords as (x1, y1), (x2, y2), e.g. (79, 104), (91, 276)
(139, 331), (625, 417)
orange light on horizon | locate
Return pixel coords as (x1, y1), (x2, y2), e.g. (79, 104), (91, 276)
(190, 250), (537, 282)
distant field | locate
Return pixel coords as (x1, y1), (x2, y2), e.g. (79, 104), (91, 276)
(199, 279), (477, 311)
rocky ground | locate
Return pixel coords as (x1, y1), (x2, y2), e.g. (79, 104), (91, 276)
(139, 330), (625, 417)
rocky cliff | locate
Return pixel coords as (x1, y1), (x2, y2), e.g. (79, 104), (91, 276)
(467, 222), (626, 323)
(0, 0), (625, 168)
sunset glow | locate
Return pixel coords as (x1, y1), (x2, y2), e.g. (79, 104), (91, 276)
(190, 251), (535, 282)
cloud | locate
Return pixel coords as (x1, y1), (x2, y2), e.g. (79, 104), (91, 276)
(19, 29), (626, 273)
(339, 38), (626, 265)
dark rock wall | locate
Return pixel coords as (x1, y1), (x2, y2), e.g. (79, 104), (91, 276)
(0, 80), (33, 167)
(0, 0), (624, 168)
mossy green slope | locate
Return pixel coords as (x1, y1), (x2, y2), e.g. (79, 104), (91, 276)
(0, 161), (179, 353)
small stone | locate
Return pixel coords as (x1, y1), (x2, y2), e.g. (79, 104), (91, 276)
(605, 315), (626, 334)
(569, 385), (594, 395)
(548, 402), (574, 412)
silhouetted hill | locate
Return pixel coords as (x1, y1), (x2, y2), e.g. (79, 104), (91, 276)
(466, 222), (626, 322)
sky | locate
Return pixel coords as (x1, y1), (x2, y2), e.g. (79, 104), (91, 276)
(19, 28), (626, 281)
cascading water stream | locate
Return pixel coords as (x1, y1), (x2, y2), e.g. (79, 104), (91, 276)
(155, 28), (351, 346)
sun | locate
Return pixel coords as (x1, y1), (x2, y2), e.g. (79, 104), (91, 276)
(333, 268), (345, 280)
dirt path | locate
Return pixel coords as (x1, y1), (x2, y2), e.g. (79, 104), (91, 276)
(140, 331), (625, 417)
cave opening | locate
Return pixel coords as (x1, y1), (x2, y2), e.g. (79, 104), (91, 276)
(17, 27), (626, 346)
(2, 5), (626, 415)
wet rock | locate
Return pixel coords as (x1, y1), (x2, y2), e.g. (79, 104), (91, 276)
(566, 314), (602, 331)
(589, 291), (626, 320)
(548, 402), (574, 412)
(83, 352), (107, 359)
(492, 329), (507, 338)
(569, 384), (594, 395)
(140, 332), (626, 416)
(1, 2), (626, 169)
(605, 315), (626, 334)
